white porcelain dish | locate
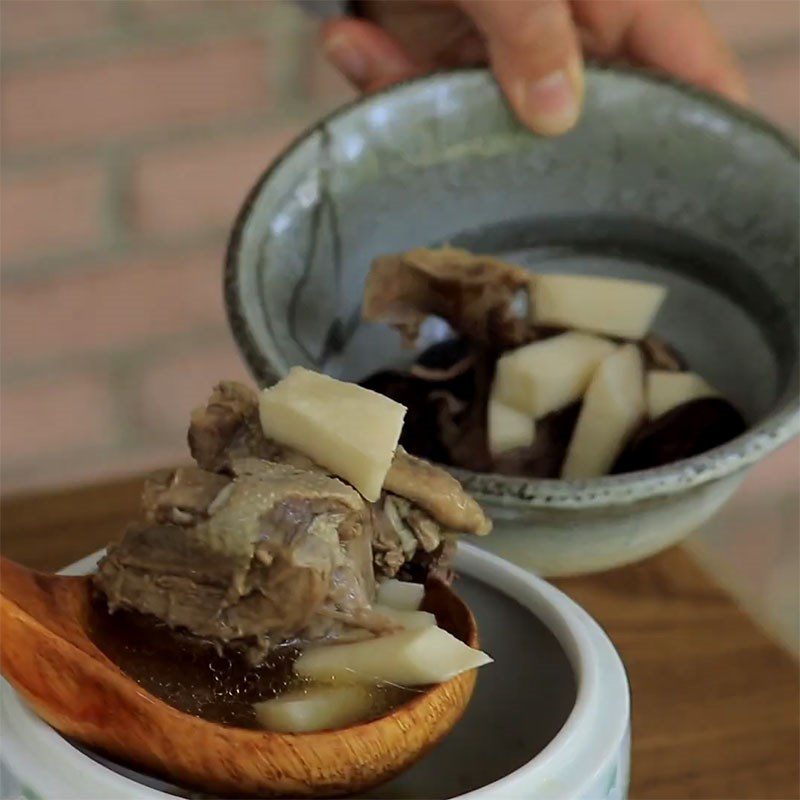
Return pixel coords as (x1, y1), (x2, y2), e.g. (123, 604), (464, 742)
(1, 544), (630, 799)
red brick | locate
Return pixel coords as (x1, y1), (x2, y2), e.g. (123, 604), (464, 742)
(137, 340), (253, 437)
(704, 0), (799, 53)
(132, 128), (293, 237)
(745, 50), (800, 134)
(0, 160), (105, 263)
(0, 370), (116, 463)
(1, 38), (270, 151)
(1, 249), (226, 364)
(1, 0), (112, 50)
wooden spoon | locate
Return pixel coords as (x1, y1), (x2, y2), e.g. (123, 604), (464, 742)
(0, 555), (478, 797)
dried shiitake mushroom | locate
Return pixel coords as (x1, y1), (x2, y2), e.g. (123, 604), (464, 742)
(612, 397), (747, 474)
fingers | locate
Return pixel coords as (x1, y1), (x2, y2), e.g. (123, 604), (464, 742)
(459, 0), (584, 136)
(321, 18), (424, 93)
(355, 0), (487, 69)
(323, 0), (745, 138)
(573, 0), (749, 104)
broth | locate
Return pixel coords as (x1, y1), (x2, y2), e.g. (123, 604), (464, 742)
(89, 596), (416, 730)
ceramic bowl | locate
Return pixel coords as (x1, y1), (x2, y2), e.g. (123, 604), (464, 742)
(1, 544), (630, 799)
(224, 67), (799, 576)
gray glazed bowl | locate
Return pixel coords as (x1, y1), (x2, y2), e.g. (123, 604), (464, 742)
(225, 67), (799, 576)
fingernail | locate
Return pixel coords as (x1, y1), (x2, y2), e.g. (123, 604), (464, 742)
(518, 60), (582, 136)
(324, 35), (369, 85)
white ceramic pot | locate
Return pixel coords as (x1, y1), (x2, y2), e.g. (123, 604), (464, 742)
(1, 545), (630, 799)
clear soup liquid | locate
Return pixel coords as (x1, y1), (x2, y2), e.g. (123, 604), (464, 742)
(89, 597), (414, 730)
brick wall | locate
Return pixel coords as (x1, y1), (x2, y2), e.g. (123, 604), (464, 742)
(1, 0), (355, 492)
(1, 0), (798, 494)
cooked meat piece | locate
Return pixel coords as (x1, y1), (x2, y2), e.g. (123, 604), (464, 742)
(382, 494), (440, 553)
(189, 380), (321, 475)
(382, 496), (420, 559)
(95, 459), (386, 660)
(188, 381), (273, 472)
(191, 382), (490, 536)
(397, 537), (457, 585)
(141, 467), (231, 526)
(405, 508), (442, 553)
(369, 493), (444, 578)
(385, 448), (491, 536)
(187, 381), (490, 589)
(369, 502), (409, 578)
(363, 247), (536, 348)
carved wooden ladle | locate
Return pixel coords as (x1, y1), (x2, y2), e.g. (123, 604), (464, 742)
(0, 555), (478, 797)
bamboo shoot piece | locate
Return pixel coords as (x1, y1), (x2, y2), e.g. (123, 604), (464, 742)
(532, 273), (667, 339)
(373, 604), (436, 630)
(494, 332), (616, 418)
(295, 626), (492, 687)
(376, 579), (425, 611)
(646, 370), (717, 419)
(254, 685), (373, 733)
(487, 399), (535, 456)
(562, 345), (646, 479)
(259, 367), (406, 501)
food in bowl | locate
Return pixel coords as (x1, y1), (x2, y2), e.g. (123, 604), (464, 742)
(92, 368), (492, 734)
(360, 247), (746, 479)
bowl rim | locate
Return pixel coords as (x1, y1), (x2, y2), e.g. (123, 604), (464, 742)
(1, 544), (630, 798)
(224, 65), (799, 509)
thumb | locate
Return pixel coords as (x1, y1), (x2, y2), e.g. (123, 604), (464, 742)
(459, 0), (584, 136)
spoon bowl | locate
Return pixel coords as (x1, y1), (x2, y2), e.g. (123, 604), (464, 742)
(0, 556), (478, 797)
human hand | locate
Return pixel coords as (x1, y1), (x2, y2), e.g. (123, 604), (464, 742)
(322, 0), (748, 136)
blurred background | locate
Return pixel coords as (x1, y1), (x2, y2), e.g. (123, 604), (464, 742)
(1, 1), (798, 645)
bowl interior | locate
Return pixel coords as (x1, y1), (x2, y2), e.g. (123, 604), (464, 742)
(225, 67), (798, 498)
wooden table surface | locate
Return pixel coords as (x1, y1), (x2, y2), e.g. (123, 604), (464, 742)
(2, 477), (798, 800)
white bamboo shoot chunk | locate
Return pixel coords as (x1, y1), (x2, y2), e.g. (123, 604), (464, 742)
(494, 332), (616, 418)
(532, 273), (667, 339)
(254, 685), (373, 733)
(646, 370), (718, 419)
(295, 626), (492, 687)
(487, 399), (535, 456)
(259, 367), (406, 501)
(373, 604), (436, 630)
(561, 345), (645, 479)
(376, 579), (425, 611)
